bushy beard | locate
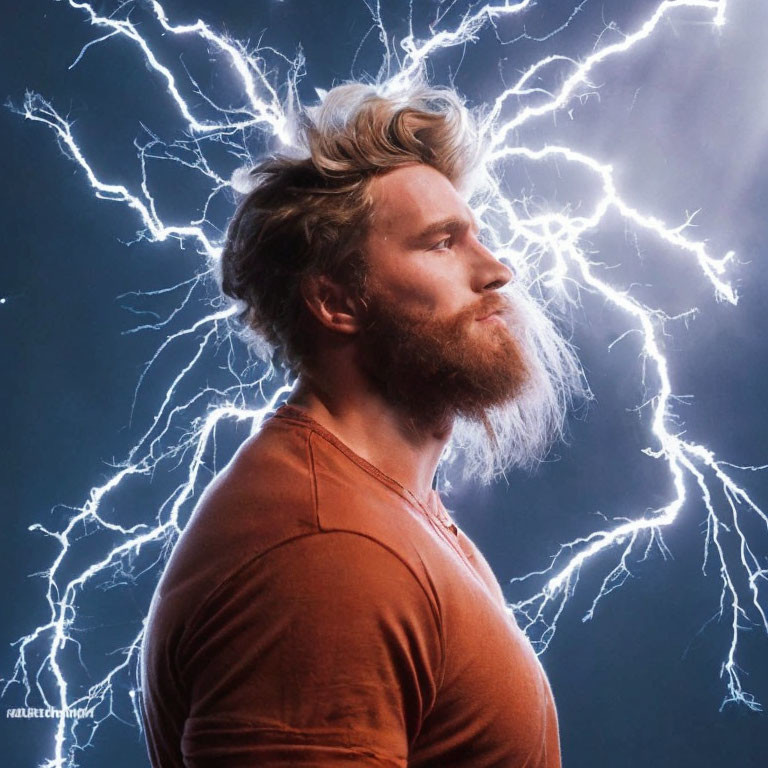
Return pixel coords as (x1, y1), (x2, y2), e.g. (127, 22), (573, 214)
(358, 282), (586, 484)
(358, 288), (528, 426)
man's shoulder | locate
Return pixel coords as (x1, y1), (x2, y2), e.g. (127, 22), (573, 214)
(152, 415), (319, 606)
(199, 413), (319, 538)
(150, 412), (446, 627)
(195, 411), (432, 547)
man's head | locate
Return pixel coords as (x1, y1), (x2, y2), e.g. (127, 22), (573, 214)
(220, 82), (479, 372)
(220, 81), (584, 481)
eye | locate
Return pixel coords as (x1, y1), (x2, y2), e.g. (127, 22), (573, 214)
(429, 237), (452, 251)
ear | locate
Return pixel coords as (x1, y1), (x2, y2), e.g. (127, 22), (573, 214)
(300, 274), (363, 335)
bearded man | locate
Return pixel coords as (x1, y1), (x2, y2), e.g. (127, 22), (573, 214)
(140, 81), (582, 767)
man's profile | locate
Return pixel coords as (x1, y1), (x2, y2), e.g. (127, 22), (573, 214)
(140, 80), (583, 767)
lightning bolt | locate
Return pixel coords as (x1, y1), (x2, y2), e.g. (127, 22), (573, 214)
(4, 0), (766, 765)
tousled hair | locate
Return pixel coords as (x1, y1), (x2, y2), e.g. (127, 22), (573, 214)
(219, 81), (481, 372)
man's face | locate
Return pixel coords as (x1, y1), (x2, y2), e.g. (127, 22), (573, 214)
(356, 163), (529, 426)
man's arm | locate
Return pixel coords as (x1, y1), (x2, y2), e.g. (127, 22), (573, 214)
(176, 530), (443, 767)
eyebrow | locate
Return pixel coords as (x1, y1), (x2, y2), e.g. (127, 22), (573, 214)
(408, 215), (479, 247)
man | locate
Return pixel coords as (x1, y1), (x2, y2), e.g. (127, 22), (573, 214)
(141, 81), (582, 767)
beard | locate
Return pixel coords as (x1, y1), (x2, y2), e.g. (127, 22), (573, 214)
(357, 282), (586, 484)
(358, 289), (528, 428)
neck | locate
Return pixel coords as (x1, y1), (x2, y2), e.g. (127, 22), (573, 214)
(286, 371), (452, 504)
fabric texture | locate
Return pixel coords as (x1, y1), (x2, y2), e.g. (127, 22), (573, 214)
(140, 405), (561, 767)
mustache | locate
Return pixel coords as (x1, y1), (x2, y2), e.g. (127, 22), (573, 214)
(469, 293), (514, 322)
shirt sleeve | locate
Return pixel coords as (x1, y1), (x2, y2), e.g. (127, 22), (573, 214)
(176, 531), (444, 767)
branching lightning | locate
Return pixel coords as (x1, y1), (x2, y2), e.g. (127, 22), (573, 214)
(4, 0), (767, 765)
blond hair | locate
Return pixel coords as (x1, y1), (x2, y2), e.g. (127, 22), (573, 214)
(219, 81), (481, 372)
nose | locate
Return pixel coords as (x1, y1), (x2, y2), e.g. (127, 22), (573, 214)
(470, 236), (514, 292)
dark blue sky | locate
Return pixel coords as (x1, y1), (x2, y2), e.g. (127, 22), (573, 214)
(2, 1), (768, 766)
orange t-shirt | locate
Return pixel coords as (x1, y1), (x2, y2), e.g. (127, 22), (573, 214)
(141, 405), (561, 767)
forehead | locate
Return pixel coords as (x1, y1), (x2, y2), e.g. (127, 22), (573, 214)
(367, 164), (470, 238)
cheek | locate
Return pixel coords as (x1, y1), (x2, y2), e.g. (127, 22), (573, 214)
(370, 256), (469, 314)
